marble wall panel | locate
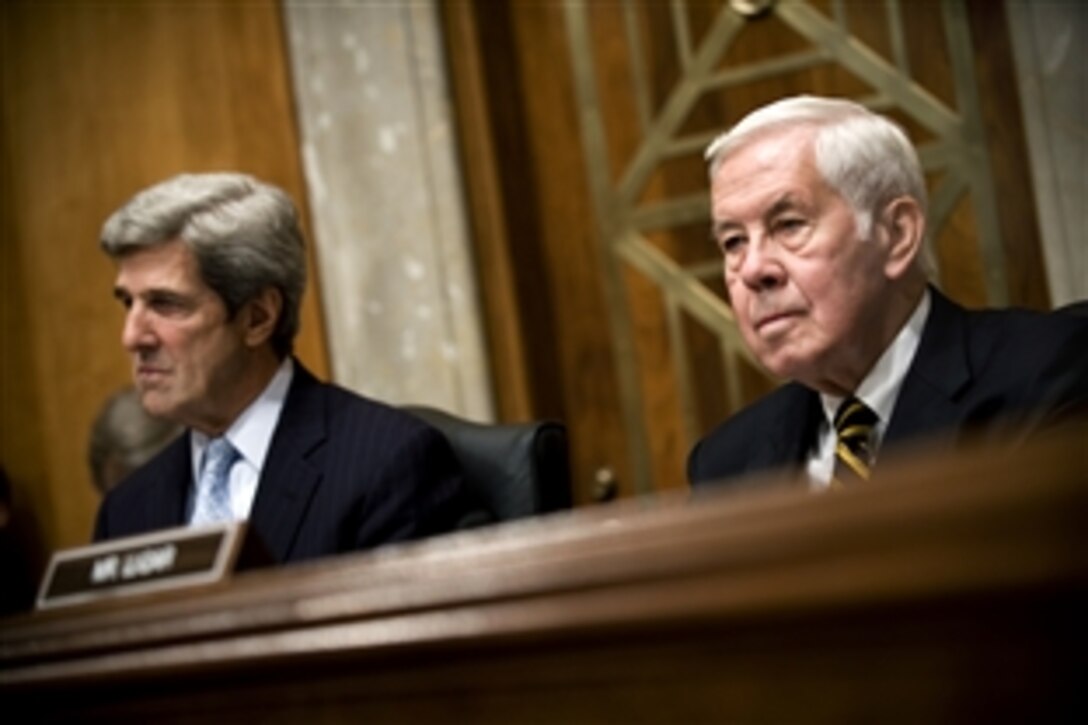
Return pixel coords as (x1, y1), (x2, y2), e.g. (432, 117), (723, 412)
(1007, 1), (1087, 307)
(284, 0), (494, 419)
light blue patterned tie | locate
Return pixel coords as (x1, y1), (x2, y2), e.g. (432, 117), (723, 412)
(190, 438), (239, 525)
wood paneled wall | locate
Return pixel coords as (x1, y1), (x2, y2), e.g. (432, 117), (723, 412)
(0, 0), (328, 580)
(441, 1), (635, 503)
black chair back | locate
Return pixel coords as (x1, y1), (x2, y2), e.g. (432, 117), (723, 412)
(405, 406), (573, 525)
(1057, 298), (1088, 317)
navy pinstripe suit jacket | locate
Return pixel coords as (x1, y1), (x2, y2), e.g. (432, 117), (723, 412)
(93, 362), (475, 564)
(688, 288), (1088, 489)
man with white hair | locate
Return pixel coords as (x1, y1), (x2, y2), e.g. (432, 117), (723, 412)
(689, 96), (1088, 490)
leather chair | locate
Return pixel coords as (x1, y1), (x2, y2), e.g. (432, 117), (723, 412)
(1057, 298), (1088, 317)
(405, 406), (573, 527)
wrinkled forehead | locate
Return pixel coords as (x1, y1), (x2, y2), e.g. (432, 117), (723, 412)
(709, 120), (822, 176)
(113, 239), (203, 290)
(710, 128), (825, 214)
(715, 124), (819, 172)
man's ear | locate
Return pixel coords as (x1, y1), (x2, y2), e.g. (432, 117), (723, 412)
(241, 287), (283, 348)
(878, 196), (926, 280)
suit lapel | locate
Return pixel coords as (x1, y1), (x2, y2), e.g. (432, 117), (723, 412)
(885, 288), (973, 445)
(144, 433), (193, 530)
(247, 362), (326, 562)
(762, 383), (823, 480)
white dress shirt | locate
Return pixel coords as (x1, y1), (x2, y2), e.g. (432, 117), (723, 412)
(806, 290), (931, 489)
(188, 357), (294, 520)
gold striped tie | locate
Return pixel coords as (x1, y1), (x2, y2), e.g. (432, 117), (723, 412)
(831, 397), (878, 488)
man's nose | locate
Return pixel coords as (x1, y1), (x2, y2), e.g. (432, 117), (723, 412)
(738, 236), (786, 291)
(121, 305), (154, 351)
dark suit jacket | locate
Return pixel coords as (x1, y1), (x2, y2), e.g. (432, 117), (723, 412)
(94, 362), (476, 564)
(689, 288), (1088, 488)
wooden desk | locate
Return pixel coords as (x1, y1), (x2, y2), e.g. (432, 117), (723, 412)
(2, 429), (1086, 722)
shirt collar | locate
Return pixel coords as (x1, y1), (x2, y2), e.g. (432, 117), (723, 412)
(820, 288), (931, 430)
(191, 357), (295, 476)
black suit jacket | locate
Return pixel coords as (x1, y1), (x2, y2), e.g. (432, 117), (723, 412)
(94, 362), (475, 564)
(689, 288), (1088, 488)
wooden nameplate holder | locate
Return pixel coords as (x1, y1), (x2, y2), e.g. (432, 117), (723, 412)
(35, 522), (272, 610)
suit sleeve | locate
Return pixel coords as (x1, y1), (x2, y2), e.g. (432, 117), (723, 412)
(351, 424), (475, 549)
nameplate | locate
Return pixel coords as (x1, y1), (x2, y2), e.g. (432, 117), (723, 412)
(36, 522), (268, 610)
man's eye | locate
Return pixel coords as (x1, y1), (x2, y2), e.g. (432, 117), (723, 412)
(149, 297), (186, 314)
(113, 289), (133, 309)
(775, 218), (805, 234)
(720, 235), (745, 254)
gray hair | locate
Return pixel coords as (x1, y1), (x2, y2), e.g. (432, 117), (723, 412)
(88, 386), (182, 495)
(100, 172), (306, 357)
(705, 95), (928, 240)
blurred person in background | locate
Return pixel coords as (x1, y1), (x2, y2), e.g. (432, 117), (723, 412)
(0, 465), (41, 616)
(88, 385), (182, 495)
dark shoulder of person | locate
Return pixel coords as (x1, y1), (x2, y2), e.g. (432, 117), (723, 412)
(967, 303), (1088, 394)
(0, 466), (43, 615)
(321, 383), (455, 450)
(317, 383), (488, 535)
(946, 302), (1088, 445)
(688, 382), (816, 488)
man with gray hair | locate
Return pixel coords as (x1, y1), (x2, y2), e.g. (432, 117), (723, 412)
(94, 172), (476, 563)
(689, 95), (1088, 490)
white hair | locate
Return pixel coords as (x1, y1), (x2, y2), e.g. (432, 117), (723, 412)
(706, 95), (928, 240)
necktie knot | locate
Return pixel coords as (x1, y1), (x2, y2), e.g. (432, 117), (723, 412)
(831, 397), (878, 487)
(190, 437), (239, 525)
